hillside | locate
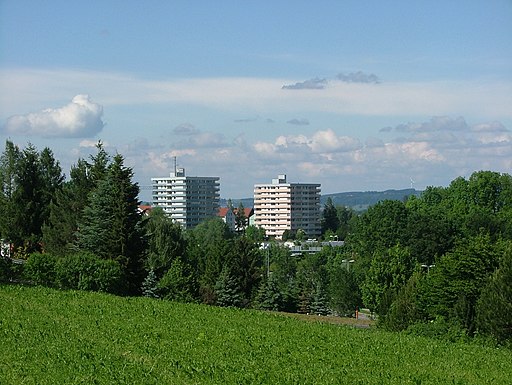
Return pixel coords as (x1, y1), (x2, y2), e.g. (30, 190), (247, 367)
(222, 188), (421, 210)
(1, 285), (511, 385)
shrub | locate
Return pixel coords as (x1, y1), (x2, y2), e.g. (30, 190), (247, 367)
(56, 252), (125, 294)
(24, 253), (57, 287)
(0, 257), (12, 282)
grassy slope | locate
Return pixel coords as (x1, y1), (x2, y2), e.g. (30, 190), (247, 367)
(1, 285), (511, 385)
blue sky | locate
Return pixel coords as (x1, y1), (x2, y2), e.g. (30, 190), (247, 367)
(1, 1), (511, 201)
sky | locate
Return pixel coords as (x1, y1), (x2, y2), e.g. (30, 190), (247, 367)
(1, 1), (511, 202)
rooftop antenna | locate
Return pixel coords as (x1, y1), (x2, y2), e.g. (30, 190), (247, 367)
(174, 156), (177, 175)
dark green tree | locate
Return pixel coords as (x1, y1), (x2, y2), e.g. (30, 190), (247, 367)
(42, 159), (93, 256)
(321, 197), (339, 235)
(0, 140), (21, 250)
(226, 236), (262, 305)
(77, 153), (143, 294)
(158, 257), (197, 302)
(215, 266), (244, 308)
(361, 244), (414, 315)
(144, 207), (186, 279)
(234, 202), (247, 234)
(186, 217), (232, 304)
(255, 273), (283, 311)
(476, 243), (512, 344)
(425, 233), (502, 334)
(328, 254), (361, 316)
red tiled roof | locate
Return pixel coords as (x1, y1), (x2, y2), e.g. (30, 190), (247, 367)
(217, 207), (231, 217)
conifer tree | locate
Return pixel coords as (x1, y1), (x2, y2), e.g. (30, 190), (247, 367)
(77, 153), (144, 294)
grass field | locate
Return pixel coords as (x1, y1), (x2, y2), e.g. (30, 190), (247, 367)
(1, 284), (511, 385)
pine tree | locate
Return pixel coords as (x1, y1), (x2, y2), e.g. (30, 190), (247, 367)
(158, 257), (196, 302)
(310, 282), (330, 315)
(255, 274), (283, 311)
(0, 141), (21, 248)
(142, 269), (160, 298)
(42, 159), (93, 256)
(215, 266), (244, 308)
(77, 153), (144, 294)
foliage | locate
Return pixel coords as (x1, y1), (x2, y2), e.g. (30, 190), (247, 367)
(77, 153), (144, 294)
(381, 272), (422, 331)
(361, 244), (414, 315)
(245, 225), (266, 243)
(328, 254), (361, 316)
(424, 234), (502, 334)
(214, 266), (244, 308)
(157, 257), (196, 302)
(321, 197), (339, 234)
(234, 201), (247, 233)
(254, 273), (283, 311)
(476, 244), (512, 344)
(141, 269), (159, 298)
(0, 142), (64, 254)
(55, 252), (125, 294)
(186, 218), (233, 303)
(42, 159), (93, 256)
(144, 207), (186, 279)
(2, 285), (512, 385)
(24, 253), (58, 286)
(0, 257), (12, 282)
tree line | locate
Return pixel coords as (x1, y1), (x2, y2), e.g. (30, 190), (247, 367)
(1, 141), (511, 346)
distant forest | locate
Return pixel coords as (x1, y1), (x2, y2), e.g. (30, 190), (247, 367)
(221, 189), (421, 211)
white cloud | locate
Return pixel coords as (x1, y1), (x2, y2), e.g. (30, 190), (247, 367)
(2, 69), (511, 121)
(2, 95), (104, 138)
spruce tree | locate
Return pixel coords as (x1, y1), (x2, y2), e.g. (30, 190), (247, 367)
(77, 153), (144, 294)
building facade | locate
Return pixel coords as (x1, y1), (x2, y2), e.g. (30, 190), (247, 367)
(151, 167), (220, 229)
(254, 174), (321, 239)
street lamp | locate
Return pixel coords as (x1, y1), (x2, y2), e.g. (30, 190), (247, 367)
(342, 259), (355, 271)
(421, 264), (435, 273)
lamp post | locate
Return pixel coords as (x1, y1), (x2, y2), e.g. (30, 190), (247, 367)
(342, 259), (355, 271)
(421, 264), (435, 273)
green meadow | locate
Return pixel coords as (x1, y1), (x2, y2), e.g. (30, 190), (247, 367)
(1, 285), (511, 385)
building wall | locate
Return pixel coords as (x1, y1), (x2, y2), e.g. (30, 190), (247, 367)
(151, 169), (220, 228)
(254, 174), (320, 239)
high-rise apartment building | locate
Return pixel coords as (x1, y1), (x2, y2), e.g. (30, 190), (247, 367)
(254, 174), (321, 239)
(151, 167), (220, 229)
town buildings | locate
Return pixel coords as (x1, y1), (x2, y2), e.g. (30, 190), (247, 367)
(151, 167), (220, 229)
(253, 174), (321, 239)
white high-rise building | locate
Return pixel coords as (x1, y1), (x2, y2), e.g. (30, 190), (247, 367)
(254, 174), (321, 239)
(151, 167), (220, 229)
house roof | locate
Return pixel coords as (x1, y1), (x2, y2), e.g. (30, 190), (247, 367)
(234, 207), (254, 217)
(217, 207), (253, 218)
(138, 205), (153, 215)
(217, 207), (231, 218)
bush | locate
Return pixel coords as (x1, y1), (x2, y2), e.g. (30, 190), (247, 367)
(24, 253), (57, 286)
(406, 316), (469, 343)
(56, 252), (126, 294)
(0, 257), (12, 282)
(476, 245), (512, 345)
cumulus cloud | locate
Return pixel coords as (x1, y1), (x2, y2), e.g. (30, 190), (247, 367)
(337, 71), (380, 84)
(2, 95), (104, 138)
(287, 118), (310, 126)
(79, 139), (109, 148)
(173, 123), (199, 135)
(383, 116), (469, 133)
(282, 77), (328, 90)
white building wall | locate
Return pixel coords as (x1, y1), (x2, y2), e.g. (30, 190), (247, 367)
(151, 169), (220, 228)
(254, 175), (320, 239)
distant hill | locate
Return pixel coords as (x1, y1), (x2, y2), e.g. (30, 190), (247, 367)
(320, 188), (421, 211)
(221, 188), (421, 211)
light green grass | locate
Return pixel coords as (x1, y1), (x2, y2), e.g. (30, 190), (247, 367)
(1, 284), (511, 385)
